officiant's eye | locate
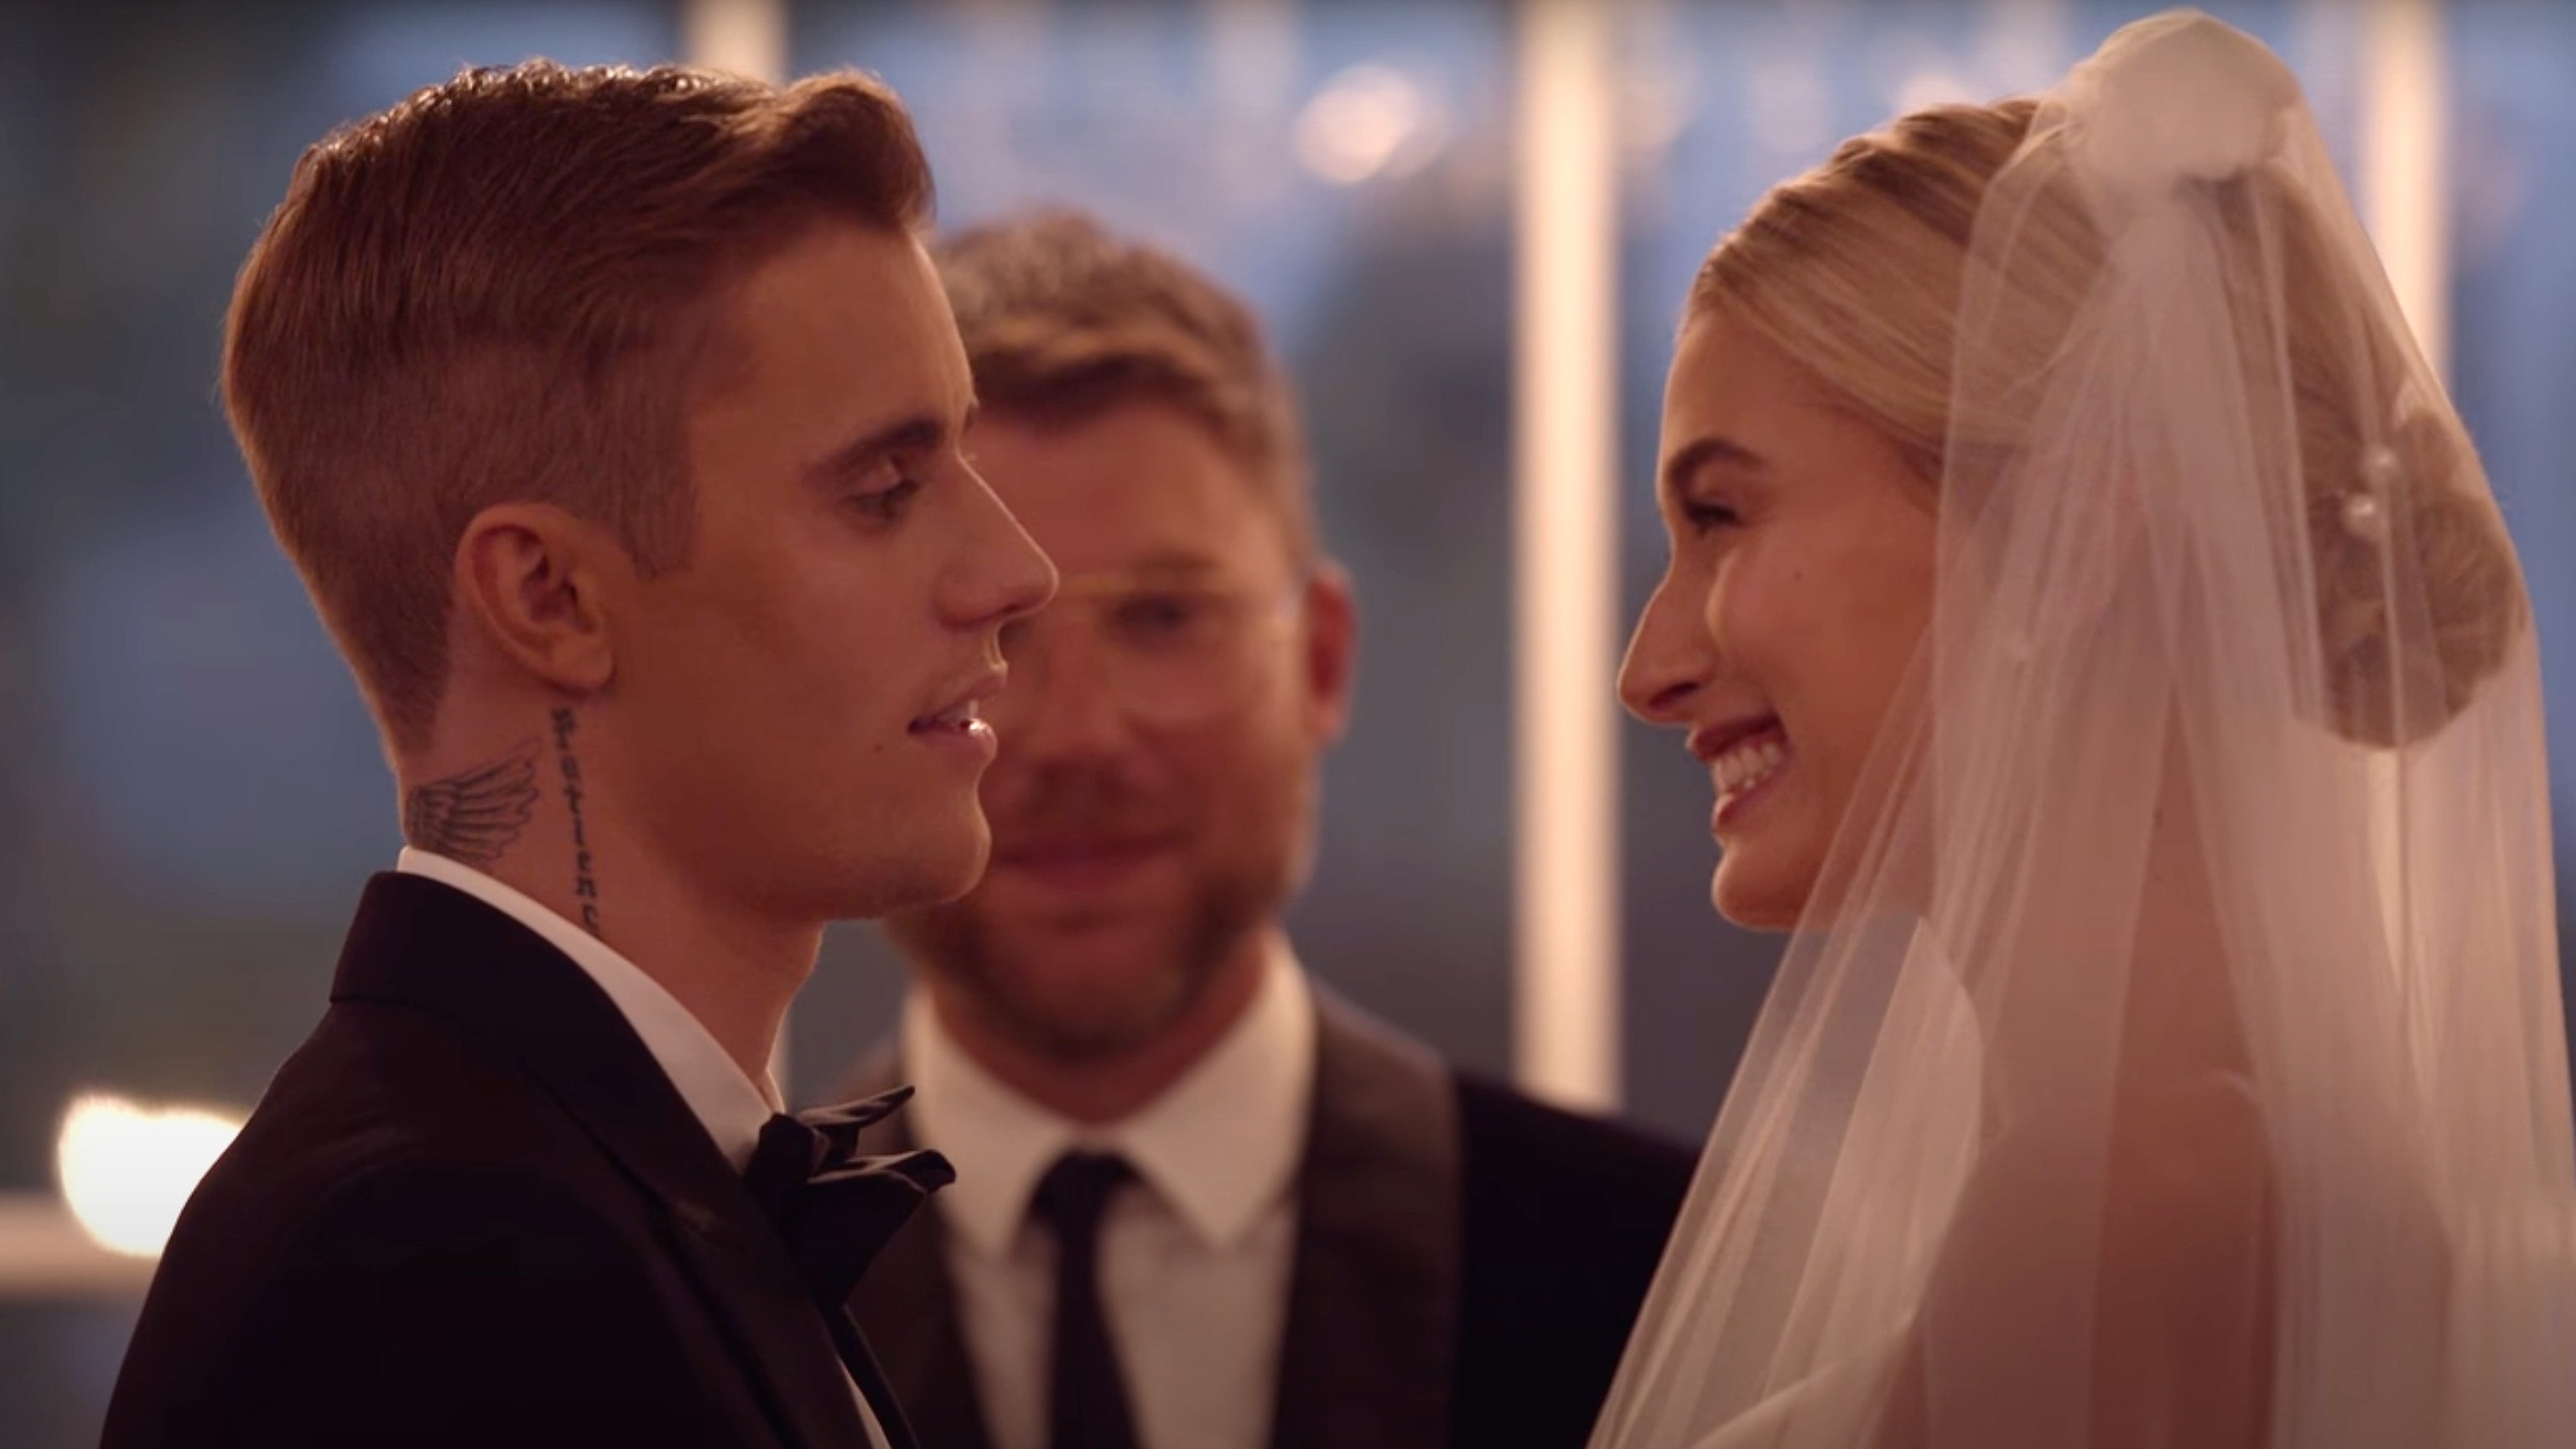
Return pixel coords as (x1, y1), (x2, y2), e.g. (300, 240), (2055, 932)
(1106, 589), (1223, 651)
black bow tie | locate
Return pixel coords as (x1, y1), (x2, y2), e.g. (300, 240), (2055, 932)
(740, 1085), (955, 1308)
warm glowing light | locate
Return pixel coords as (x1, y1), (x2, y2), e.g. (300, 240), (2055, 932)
(682, 0), (787, 83)
(2362, 0), (2448, 375)
(1293, 65), (1445, 184)
(56, 1093), (244, 1258)
(1513, 0), (1621, 1113)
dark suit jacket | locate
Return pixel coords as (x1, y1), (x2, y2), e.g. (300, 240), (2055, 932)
(103, 872), (917, 1449)
(844, 988), (1701, 1449)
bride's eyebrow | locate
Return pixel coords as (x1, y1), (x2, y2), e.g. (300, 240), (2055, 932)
(1659, 434), (1770, 506)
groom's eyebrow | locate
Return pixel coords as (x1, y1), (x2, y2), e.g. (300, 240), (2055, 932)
(1659, 434), (1768, 503)
(809, 415), (943, 484)
(808, 402), (979, 484)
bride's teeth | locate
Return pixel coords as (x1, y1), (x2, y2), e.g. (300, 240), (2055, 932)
(1713, 735), (1787, 796)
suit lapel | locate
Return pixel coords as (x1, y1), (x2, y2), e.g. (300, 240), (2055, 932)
(330, 873), (879, 1449)
(828, 1303), (927, 1449)
(842, 1047), (999, 1449)
(832, 989), (1469, 1449)
(662, 1197), (886, 1449)
(1268, 988), (1464, 1449)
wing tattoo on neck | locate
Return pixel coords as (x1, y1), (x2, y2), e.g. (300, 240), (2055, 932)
(402, 738), (543, 868)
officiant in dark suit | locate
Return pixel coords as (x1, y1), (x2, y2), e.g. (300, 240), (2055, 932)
(836, 210), (1698, 1449)
(101, 60), (1057, 1448)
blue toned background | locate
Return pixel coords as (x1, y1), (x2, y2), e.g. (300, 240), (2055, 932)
(3, 1), (2570, 1441)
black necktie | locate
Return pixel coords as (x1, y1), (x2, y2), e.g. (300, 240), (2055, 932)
(1032, 1150), (1142, 1449)
(741, 1084), (956, 1311)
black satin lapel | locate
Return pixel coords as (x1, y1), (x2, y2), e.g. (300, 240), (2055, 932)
(1268, 990), (1465, 1449)
(333, 875), (878, 1448)
(843, 1051), (999, 1449)
(667, 1198), (881, 1449)
(831, 1307), (926, 1449)
(330, 875), (756, 1215)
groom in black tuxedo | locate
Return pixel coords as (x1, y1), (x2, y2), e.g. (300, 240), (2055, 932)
(101, 60), (1056, 1448)
(832, 210), (1699, 1449)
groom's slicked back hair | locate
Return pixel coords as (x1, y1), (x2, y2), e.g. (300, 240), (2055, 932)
(933, 209), (1317, 570)
(226, 61), (933, 756)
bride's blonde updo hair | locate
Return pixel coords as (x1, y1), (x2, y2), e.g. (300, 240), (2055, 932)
(1688, 99), (2522, 747)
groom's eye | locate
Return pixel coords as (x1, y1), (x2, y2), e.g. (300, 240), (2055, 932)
(849, 465), (926, 525)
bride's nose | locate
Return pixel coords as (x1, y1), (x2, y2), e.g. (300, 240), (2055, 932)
(1620, 571), (1718, 726)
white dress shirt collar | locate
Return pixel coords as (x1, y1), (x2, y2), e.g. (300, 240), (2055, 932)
(395, 847), (782, 1171)
(905, 937), (1316, 1257)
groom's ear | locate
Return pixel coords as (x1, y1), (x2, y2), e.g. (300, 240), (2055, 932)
(450, 501), (621, 695)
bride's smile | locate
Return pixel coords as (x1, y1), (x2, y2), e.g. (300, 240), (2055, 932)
(1692, 716), (1788, 831)
(1619, 307), (1936, 932)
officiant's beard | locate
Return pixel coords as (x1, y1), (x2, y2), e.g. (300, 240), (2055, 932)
(884, 771), (1306, 1063)
(897, 875), (1276, 1062)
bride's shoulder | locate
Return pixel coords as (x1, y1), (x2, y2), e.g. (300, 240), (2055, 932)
(1889, 1073), (2279, 1449)
(1982, 1070), (2267, 1191)
(1966, 1070), (2273, 1269)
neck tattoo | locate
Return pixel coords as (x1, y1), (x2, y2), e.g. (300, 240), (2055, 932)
(402, 738), (540, 868)
(549, 706), (604, 936)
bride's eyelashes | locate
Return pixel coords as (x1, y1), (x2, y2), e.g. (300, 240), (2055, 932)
(1684, 498), (1741, 535)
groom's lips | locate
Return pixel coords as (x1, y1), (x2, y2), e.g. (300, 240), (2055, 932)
(908, 667), (1006, 753)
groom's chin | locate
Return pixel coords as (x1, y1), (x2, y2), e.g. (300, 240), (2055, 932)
(897, 819), (995, 913)
(812, 815), (992, 922)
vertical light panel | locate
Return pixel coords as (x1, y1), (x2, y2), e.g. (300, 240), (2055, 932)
(683, 0), (792, 1094)
(2357, 0), (2448, 963)
(685, 0), (789, 84)
(1512, 0), (1622, 1112)
(2361, 0), (2449, 380)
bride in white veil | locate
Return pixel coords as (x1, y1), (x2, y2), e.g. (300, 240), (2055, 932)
(1604, 11), (2576, 1447)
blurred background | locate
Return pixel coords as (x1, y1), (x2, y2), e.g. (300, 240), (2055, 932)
(2, 0), (2570, 1439)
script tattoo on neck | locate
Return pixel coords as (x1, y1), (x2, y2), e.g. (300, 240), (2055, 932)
(403, 739), (542, 868)
(550, 706), (603, 936)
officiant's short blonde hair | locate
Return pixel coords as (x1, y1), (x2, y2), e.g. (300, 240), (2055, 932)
(932, 210), (1317, 571)
(1689, 98), (2521, 748)
(226, 61), (932, 756)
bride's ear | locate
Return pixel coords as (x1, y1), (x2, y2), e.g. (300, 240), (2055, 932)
(450, 501), (621, 695)
(1300, 560), (1358, 745)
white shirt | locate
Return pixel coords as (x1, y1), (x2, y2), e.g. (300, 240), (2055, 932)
(394, 848), (892, 1449)
(905, 941), (1317, 1449)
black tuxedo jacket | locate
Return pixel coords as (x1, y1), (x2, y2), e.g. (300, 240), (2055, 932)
(103, 872), (916, 1449)
(844, 989), (1701, 1449)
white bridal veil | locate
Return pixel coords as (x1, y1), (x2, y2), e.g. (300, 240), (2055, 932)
(1593, 12), (2576, 1448)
